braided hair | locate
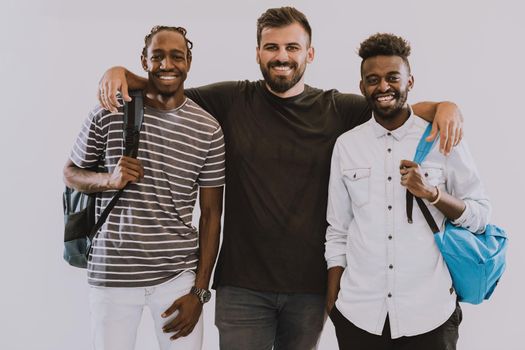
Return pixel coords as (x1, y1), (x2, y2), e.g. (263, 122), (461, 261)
(142, 25), (193, 60)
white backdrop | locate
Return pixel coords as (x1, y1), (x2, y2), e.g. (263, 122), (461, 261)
(1, 0), (524, 349)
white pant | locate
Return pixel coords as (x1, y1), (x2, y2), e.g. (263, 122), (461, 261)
(89, 271), (203, 350)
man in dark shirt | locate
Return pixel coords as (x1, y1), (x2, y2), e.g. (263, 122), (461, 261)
(96, 7), (463, 350)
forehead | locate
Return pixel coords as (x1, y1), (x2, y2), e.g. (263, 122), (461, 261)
(260, 22), (309, 46)
(147, 30), (187, 53)
(362, 55), (409, 75)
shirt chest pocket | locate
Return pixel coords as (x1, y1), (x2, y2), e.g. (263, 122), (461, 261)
(342, 167), (371, 208)
(421, 166), (446, 187)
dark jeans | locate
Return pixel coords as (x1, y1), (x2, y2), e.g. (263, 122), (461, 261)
(330, 304), (462, 350)
(215, 286), (326, 350)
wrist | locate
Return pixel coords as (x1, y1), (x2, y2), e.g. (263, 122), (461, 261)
(425, 185), (438, 201)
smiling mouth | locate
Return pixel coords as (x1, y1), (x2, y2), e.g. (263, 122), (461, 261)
(157, 75), (178, 81)
(374, 93), (397, 105)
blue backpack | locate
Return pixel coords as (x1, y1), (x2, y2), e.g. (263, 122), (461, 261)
(408, 124), (508, 304)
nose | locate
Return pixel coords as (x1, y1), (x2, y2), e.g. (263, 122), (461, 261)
(161, 57), (175, 70)
(378, 79), (390, 92)
(275, 47), (289, 62)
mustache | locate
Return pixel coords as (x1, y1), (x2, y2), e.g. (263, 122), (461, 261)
(372, 89), (399, 99)
(155, 69), (182, 75)
(267, 60), (297, 69)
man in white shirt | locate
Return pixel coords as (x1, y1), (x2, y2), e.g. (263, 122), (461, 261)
(324, 33), (491, 349)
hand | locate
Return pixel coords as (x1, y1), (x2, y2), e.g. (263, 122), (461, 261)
(97, 66), (131, 113)
(162, 293), (203, 340)
(326, 294), (337, 315)
(107, 156), (144, 190)
(399, 160), (437, 201)
(426, 102), (463, 156)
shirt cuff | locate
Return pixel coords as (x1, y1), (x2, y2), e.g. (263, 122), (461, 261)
(326, 256), (347, 270)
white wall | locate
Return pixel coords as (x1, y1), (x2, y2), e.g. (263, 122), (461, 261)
(1, 0), (523, 349)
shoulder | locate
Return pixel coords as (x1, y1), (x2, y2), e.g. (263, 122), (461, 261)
(336, 119), (373, 145)
(183, 98), (222, 130)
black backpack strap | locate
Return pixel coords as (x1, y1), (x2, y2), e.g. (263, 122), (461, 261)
(88, 90), (144, 242)
(406, 189), (441, 234)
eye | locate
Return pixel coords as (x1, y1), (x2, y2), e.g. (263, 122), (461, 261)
(150, 55), (161, 61)
(263, 45), (278, 51)
(286, 45), (300, 52)
(366, 77), (379, 85)
(387, 75), (401, 83)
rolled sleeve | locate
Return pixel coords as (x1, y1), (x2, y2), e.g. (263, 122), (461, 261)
(446, 141), (491, 233)
(325, 141), (352, 269)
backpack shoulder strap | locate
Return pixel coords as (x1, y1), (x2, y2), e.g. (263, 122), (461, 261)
(88, 91), (144, 241)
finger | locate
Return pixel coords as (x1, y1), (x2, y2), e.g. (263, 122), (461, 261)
(170, 325), (194, 340)
(399, 159), (417, 168)
(425, 121), (439, 142)
(163, 315), (185, 333)
(162, 300), (180, 318)
(107, 80), (121, 113)
(439, 122), (449, 155)
(454, 125), (463, 146)
(444, 122), (457, 155)
(121, 80), (132, 102)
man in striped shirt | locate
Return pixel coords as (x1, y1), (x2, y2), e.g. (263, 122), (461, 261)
(63, 26), (225, 350)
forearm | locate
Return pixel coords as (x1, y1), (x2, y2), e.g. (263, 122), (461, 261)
(412, 101), (460, 123)
(124, 68), (148, 90)
(425, 187), (466, 220)
(63, 159), (112, 193)
(326, 266), (344, 312)
(194, 210), (221, 290)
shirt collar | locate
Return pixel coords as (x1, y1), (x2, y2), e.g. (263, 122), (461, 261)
(370, 105), (415, 141)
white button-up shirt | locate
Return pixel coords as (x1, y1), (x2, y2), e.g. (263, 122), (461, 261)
(325, 112), (491, 338)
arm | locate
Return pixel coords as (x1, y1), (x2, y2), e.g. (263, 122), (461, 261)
(63, 157), (143, 193)
(400, 159), (465, 220)
(161, 186), (224, 340)
(412, 101), (463, 155)
(325, 142), (352, 313)
(400, 141), (491, 233)
(98, 67), (147, 113)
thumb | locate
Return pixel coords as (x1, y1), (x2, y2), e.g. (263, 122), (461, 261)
(425, 121), (438, 142)
(122, 80), (132, 102)
(162, 299), (181, 318)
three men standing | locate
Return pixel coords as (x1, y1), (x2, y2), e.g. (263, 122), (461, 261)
(90, 7), (463, 350)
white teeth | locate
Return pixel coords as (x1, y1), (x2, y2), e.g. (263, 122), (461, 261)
(273, 66), (291, 71)
(159, 76), (176, 80)
(377, 95), (394, 102)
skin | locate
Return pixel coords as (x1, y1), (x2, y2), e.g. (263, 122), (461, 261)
(326, 54), (467, 314)
(64, 29), (223, 341)
(93, 20), (464, 315)
(256, 22), (314, 97)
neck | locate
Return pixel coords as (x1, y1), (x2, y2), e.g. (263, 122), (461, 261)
(144, 84), (186, 110)
(374, 105), (411, 131)
(265, 79), (305, 98)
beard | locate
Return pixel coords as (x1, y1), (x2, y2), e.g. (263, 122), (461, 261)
(260, 60), (306, 94)
(366, 88), (409, 120)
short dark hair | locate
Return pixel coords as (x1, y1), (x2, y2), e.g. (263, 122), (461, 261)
(256, 7), (312, 46)
(142, 25), (193, 60)
(358, 33), (411, 72)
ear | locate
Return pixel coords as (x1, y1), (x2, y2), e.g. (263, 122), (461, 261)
(141, 55), (148, 71)
(407, 75), (414, 91)
(187, 56), (192, 73)
(255, 46), (260, 64)
(306, 46), (315, 64)
(359, 80), (365, 96)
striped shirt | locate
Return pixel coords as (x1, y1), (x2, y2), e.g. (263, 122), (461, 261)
(70, 98), (225, 287)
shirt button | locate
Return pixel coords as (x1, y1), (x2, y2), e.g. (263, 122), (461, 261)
(388, 235), (393, 240)
(387, 176), (392, 181)
(388, 293), (392, 298)
(388, 205), (392, 210)
(387, 148), (392, 153)
(389, 264), (394, 269)
(387, 132), (392, 136)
